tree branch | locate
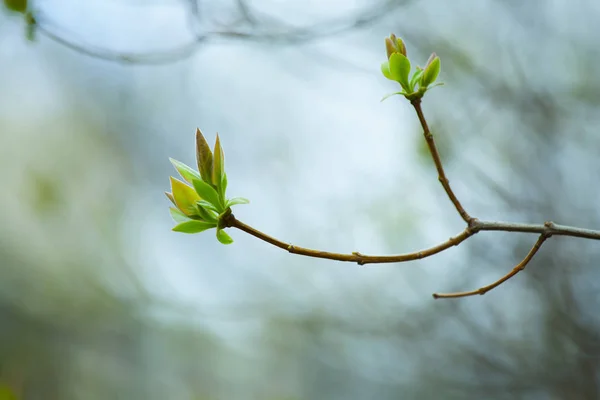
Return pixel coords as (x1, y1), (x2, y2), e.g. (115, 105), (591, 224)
(224, 214), (473, 265)
(225, 215), (600, 264)
(432, 234), (548, 299)
(28, 1), (409, 65)
(218, 94), (600, 298)
(410, 99), (472, 223)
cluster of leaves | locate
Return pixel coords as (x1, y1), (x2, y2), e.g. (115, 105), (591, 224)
(380, 34), (442, 101)
(166, 129), (248, 244)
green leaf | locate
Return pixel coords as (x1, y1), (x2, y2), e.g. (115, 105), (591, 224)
(169, 207), (190, 223)
(220, 172), (228, 204)
(197, 200), (219, 213)
(212, 134), (225, 190)
(226, 197), (249, 207)
(192, 179), (223, 210)
(196, 128), (214, 183)
(170, 158), (201, 184)
(195, 202), (218, 223)
(170, 176), (201, 217)
(421, 55), (440, 88)
(380, 61), (393, 80)
(216, 229), (234, 244)
(388, 52), (411, 90)
(409, 69), (424, 91)
(173, 220), (216, 234)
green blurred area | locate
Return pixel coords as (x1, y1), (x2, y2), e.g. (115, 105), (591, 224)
(1, 1), (600, 399)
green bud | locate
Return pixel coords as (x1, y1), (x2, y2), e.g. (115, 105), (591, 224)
(420, 53), (441, 88)
(196, 128), (213, 184)
(385, 33), (407, 59)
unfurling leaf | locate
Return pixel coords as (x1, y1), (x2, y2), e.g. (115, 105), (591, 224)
(169, 207), (189, 223)
(170, 176), (201, 217)
(409, 69), (424, 91)
(196, 128), (213, 183)
(220, 172), (228, 204)
(421, 53), (441, 88)
(192, 178), (222, 210)
(173, 220), (216, 234)
(170, 158), (201, 184)
(216, 228), (234, 244)
(388, 52), (411, 90)
(195, 202), (218, 223)
(381, 61), (393, 80)
(212, 134), (225, 191)
(226, 197), (250, 207)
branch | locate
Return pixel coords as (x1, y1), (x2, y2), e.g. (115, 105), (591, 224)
(432, 234), (548, 299)
(164, 33), (600, 299)
(218, 93), (600, 297)
(410, 99), (472, 223)
(225, 215), (600, 262)
(27, 1), (408, 65)
(224, 214), (473, 265)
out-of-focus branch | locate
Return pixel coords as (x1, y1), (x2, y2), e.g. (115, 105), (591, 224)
(23, 0), (409, 64)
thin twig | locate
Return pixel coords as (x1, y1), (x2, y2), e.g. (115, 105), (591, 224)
(410, 99), (472, 224)
(224, 215), (600, 264)
(224, 215), (473, 265)
(432, 234), (548, 299)
(473, 220), (600, 240)
(218, 93), (600, 297)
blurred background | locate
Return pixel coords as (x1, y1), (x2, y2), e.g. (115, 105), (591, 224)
(1, 0), (600, 399)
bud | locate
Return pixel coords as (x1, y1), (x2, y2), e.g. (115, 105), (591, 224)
(420, 53), (441, 88)
(196, 128), (213, 184)
(385, 33), (407, 59)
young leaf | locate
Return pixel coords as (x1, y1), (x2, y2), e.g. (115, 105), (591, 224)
(220, 172), (228, 204)
(197, 200), (219, 213)
(381, 61), (393, 80)
(195, 202), (218, 223)
(388, 52), (411, 90)
(170, 158), (201, 184)
(173, 220), (216, 234)
(226, 197), (250, 207)
(212, 134), (225, 190)
(196, 128), (213, 183)
(165, 191), (176, 206)
(170, 177), (201, 217)
(409, 69), (424, 91)
(169, 207), (189, 223)
(216, 228), (234, 244)
(192, 178), (223, 210)
(421, 54), (441, 88)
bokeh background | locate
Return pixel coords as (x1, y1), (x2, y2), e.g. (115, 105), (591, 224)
(2, 0), (600, 399)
